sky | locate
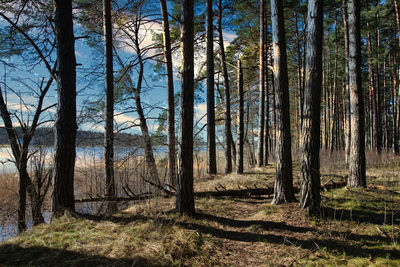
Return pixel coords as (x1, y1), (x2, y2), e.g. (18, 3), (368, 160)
(0, 5), (236, 141)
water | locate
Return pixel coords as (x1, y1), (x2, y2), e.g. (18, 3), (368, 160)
(0, 146), (170, 173)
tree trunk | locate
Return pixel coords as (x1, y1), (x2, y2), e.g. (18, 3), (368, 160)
(366, 10), (379, 153)
(295, 13), (303, 143)
(236, 60), (244, 174)
(218, 0), (232, 174)
(160, 0), (176, 186)
(264, 28), (270, 165)
(375, 7), (383, 154)
(300, 0), (323, 214)
(206, 0), (217, 174)
(176, 0), (195, 215)
(392, 56), (399, 154)
(270, 0), (295, 204)
(52, 0), (76, 217)
(348, 0), (366, 187)
(257, 0), (265, 167)
(103, 0), (116, 214)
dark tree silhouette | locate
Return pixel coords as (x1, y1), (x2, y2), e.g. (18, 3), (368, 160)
(206, 0), (217, 175)
(176, 0), (195, 215)
(52, 0), (77, 216)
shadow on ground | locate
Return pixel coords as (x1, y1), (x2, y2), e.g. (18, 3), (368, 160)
(0, 244), (164, 267)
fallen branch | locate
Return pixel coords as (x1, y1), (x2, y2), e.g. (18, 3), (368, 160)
(75, 181), (347, 202)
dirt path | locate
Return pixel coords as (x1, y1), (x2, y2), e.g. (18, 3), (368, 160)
(194, 195), (317, 266)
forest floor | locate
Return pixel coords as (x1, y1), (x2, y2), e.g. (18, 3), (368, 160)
(0, 153), (400, 266)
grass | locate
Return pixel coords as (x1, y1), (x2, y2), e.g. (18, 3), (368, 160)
(1, 152), (400, 266)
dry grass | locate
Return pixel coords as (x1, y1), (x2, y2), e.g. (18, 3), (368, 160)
(1, 151), (400, 266)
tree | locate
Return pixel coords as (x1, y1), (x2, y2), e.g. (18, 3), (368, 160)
(103, 0), (116, 214)
(0, 2), (58, 230)
(299, 0), (323, 214)
(159, 0), (176, 186)
(206, 0), (217, 175)
(218, 0), (233, 174)
(115, 2), (161, 190)
(343, 0), (351, 163)
(176, 0), (195, 215)
(257, 0), (265, 167)
(270, 0), (295, 204)
(236, 59), (244, 174)
(52, 0), (77, 217)
(347, 0), (366, 187)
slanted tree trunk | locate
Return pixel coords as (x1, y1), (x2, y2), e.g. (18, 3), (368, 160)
(218, 0), (232, 174)
(160, 0), (176, 186)
(270, 0), (295, 204)
(125, 21), (161, 189)
(103, 0), (116, 214)
(236, 60), (244, 174)
(300, 0), (323, 214)
(52, 0), (76, 217)
(0, 90), (27, 231)
(206, 0), (217, 175)
(257, 0), (265, 167)
(176, 0), (195, 215)
(348, 0), (366, 187)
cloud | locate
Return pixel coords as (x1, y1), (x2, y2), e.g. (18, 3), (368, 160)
(194, 103), (207, 125)
(115, 113), (138, 125)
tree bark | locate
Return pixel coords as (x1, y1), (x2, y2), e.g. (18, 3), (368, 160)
(300, 0), (323, 214)
(218, 0), (232, 174)
(236, 60), (244, 174)
(176, 0), (195, 215)
(264, 28), (270, 165)
(206, 0), (217, 174)
(348, 0), (366, 187)
(160, 0), (176, 186)
(103, 0), (116, 214)
(52, 0), (76, 217)
(270, 0), (295, 204)
(257, 0), (265, 167)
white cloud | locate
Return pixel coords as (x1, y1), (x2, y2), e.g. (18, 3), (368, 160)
(195, 103), (207, 125)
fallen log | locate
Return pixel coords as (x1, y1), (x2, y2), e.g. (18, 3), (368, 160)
(75, 181), (347, 202)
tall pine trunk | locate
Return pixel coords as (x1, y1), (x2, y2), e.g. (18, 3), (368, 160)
(300, 0), (323, 214)
(103, 0), (116, 214)
(236, 60), (244, 174)
(176, 0), (195, 215)
(270, 0), (295, 204)
(257, 0), (265, 167)
(52, 0), (76, 217)
(206, 0), (217, 174)
(218, 0), (233, 173)
(348, 0), (366, 187)
(160, 0), (176, 186)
